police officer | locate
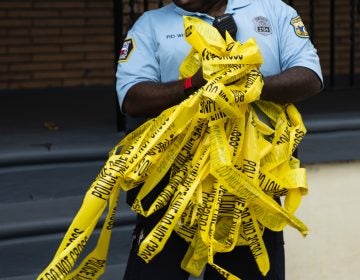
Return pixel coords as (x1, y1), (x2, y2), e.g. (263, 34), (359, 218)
(116, 0), (323, 279)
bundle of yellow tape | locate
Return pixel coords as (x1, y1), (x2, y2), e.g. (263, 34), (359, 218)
(37, 16), (309, 280)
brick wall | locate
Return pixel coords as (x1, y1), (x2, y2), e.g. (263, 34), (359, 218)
(0, 0), (115, 90)
(1, 0), (358, 91)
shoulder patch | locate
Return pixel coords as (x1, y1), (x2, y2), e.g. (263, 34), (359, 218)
(119, 38), (135, 61)
(290, 16), (309, 38)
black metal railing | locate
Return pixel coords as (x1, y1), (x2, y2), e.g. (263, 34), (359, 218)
(128, 0), (165, 27)
(349, 0), (359, 86)
(289, 0), (359, 89)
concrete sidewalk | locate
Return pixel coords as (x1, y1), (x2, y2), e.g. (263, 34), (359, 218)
(285, 160), (360, 280)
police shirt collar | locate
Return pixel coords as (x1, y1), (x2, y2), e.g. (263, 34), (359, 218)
(173, 0), (251, 17)
(227, 0), (251, 10)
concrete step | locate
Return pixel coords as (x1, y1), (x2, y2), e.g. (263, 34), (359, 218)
(0, 158), (136, 279)
(0, 225), (133, 279)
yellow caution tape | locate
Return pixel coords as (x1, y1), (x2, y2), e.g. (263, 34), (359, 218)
(37, 16), (309, 280)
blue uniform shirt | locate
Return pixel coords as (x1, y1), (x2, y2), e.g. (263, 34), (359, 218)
(116, 0), (323, 112)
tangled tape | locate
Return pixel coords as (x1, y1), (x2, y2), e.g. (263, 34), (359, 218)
(37, 16), (309, 280)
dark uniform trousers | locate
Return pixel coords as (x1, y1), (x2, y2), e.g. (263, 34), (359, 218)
(123, 174), (285, 280)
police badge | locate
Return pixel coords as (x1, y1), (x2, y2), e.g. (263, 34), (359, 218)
(253, 16), (272, 36)
(290, 16), (309, 38)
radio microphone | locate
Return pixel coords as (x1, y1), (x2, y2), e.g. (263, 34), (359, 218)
(212, 14), (237, 40)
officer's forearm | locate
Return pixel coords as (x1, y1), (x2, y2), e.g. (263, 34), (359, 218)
(123, 69), (205, 118)
(123, 80), (185, 117)
(261, 66), (322, 104)
(123, 66), (321, 118)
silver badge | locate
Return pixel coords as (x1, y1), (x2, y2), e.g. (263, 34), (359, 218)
(253, 16), (272, 36)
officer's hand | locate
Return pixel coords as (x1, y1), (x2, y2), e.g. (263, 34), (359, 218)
(192, 67), (206, 89)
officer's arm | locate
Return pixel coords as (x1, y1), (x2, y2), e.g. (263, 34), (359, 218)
(123, 69), (205, 118)
(123, 65), (321, 118)
(123, 80), (184, 118)
(261, 66), (322, 104)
